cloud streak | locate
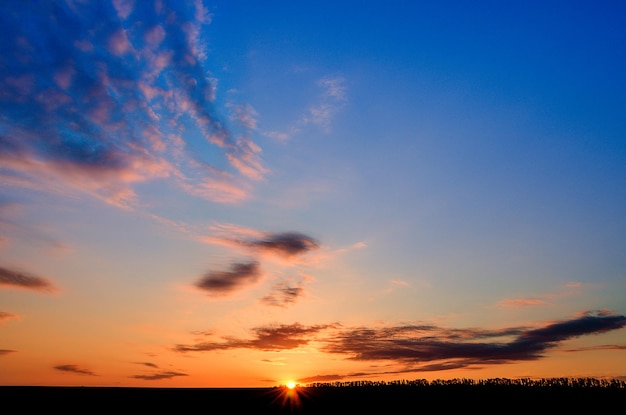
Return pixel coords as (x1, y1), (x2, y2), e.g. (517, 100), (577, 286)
(54, 364), (96, 376)
(0, 266), (57, 292)
(0, 311), (18, 322)
(130, 371), (188, 380)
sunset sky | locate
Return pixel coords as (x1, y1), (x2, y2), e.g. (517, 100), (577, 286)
(1, 0), (625, 387)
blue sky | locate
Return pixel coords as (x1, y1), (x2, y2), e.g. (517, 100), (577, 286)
(0, 0), (625, 387)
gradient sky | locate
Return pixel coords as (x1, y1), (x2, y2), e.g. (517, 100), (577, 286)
(1, 0), (625, 387)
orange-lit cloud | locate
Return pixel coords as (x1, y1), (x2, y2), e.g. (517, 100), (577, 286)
(174, 323), (334, 353)
(172, 311), (626, 380)
(0, 311), (18, 322)
(494, 282), (584, 309)
(0, 349), (17, 356)
(0, 266), (57, 292)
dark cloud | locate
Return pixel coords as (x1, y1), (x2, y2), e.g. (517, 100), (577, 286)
(0, 266), (56, 292)
(54, 364), (96, 376)
(174, 323), (333, 353)
(130, 371), (188, 381)
(134, 361), (159, 369)
(244, 232), (319, 257)
(208, 229), (320, 258)
(194, 261), (261, 296)
(172, 311), (626, 379)
(0, 349), (17, 356)
(260, 282), (304, 307)
(322, 311), (626, 370)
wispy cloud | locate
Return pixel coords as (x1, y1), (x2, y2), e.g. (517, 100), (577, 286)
(493, 282), (583, 309)
(194, 261), (261, 296)
(261, 75), (348, 141)
(496, 298), (550, 308)
(0, 349), (17, 356)
(0, 266), (57, 292)
(301, 76), (347, 132)
(54, 364), (96, 376)
(133, 361), (159, 369)
(260, 275), (311, 308)
(130, 371), (188, 380)
(0, 311), (18, 323)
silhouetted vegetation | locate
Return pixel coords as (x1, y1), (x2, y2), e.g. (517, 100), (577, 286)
(303, 376), (626, 389)
(2, 377), (624, 414)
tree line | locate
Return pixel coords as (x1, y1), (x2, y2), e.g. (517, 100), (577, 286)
(302, 377), (626, 389)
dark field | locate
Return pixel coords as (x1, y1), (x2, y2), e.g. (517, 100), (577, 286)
(3, 378), (625, 413)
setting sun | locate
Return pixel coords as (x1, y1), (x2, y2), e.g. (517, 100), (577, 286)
(286, 381), (297, 389)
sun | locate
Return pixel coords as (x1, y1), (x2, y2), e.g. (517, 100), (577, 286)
(286, 381), (297, 389)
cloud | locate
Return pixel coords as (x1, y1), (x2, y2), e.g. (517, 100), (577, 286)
(172, 311), (626, 379)
(0, 349), (17, 356)
(322, 311), (626, 371)
(259, 75), (348, 141)
(0, 311), (18, 322)
(54, 364), (96, 376)
(204, 225), (320, 261)
(0, 1), (266, 209)
(246, 232), (320, 258)
(301, 76), (347, 132)
(134, 361), (159, 369)
(496, 298), (549, 308)
(194, 261), (261, 296)
(130, 371), (188, 380)
(493, 282), (583, 309)
(0, 266), (57, 292)
(260, 274), (313, 308)
(174, 323), (334, 353)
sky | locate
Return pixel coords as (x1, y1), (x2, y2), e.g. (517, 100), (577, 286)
(0, 0), (625, 388)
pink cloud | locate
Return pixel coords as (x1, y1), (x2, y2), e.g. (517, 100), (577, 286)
(53, 66), (76, 90)
(144, 25), (166, 48)
(113, 0), (135, 20)
(74, 39), (94, 52)
(182, 176), (251, 204)
(108, 29), (133, 56)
